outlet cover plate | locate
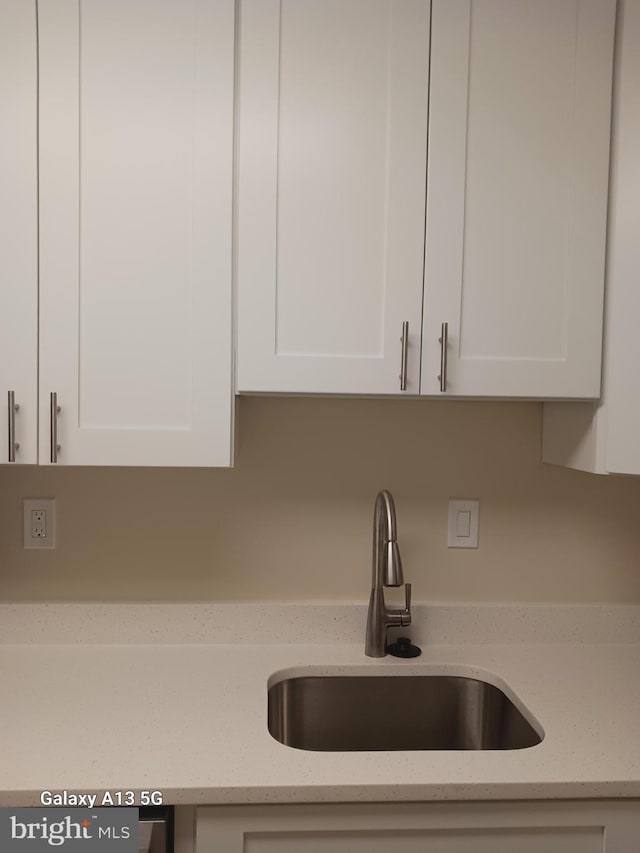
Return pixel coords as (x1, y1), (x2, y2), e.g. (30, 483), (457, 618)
(23, 498), (56, 549)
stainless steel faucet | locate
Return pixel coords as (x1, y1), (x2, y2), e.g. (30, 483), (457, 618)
(364, 490), (412, 657)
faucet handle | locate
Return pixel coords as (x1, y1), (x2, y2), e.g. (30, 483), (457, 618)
(402, 583), (412, 626)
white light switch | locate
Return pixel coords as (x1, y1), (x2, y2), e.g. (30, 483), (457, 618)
(455, 510), (471, 538)
(448, 499), (479, 548)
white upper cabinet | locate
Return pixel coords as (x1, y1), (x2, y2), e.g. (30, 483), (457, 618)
(38, 0), (234, 466)
(422, 0), (616, 398)
(0, 0), (38, 464)
(236, 0), (615, 399)
(543, 0), (640, 475)
(236, 0), (430, 395)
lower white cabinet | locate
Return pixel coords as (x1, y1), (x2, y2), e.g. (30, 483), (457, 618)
(196, 801), (640, 853)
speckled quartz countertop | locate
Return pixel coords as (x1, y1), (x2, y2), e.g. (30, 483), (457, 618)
(1, 602), (640, 807)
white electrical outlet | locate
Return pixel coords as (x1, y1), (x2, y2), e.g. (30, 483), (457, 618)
(23, 499), (56, 549)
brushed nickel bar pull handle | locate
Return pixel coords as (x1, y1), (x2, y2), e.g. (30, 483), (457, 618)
(8, 391), (19, 462)
(438, 321), (448, 392)
(399, 321), (409, 391)
(50, 392), (61, 464)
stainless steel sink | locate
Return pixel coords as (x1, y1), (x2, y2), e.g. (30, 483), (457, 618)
(268, 675), (542, 751)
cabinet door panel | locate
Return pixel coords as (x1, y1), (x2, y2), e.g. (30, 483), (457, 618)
(38, 0), (234, 466)
(542, 0), (640, 474)
(0, 0), (38, 464)
(237, 0), (429, 394)
(422, 0), (615, 397)
(245, 828), (602, 853)
(602, 0), (640, 474)
(198, 802), (639, 853)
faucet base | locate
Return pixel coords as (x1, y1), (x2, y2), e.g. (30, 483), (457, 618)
(386, 636), (421, 658)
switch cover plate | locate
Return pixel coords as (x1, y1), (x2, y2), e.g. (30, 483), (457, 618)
(23, 498), (56, 549)
(448, 499), (479, 548)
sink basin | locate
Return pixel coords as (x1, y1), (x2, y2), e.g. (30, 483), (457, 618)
(268, 675), (542, 751)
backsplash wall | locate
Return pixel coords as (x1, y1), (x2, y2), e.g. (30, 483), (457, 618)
(1, 396), (640, 602)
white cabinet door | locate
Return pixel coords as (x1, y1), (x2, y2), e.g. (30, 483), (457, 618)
(38, 0), (234, 466)
(542, 0), (640, 475)
(0, 0), (38, 465)
(230, 831), (600, 853)
(236, 0), (430, 395)
(422, 0), (615, 397)
(603, 0), (640, 475)
(197, 801), (640, 853)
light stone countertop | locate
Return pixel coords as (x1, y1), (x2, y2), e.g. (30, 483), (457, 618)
(1, 602), (639, 807)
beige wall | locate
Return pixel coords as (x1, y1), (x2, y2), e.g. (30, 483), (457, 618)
(1, 396), (640, 602)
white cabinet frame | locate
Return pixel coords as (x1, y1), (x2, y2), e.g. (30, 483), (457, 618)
(197, 800), (640, 853)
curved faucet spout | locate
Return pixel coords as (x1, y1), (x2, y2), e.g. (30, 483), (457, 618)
(372, 489), (403, 588)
